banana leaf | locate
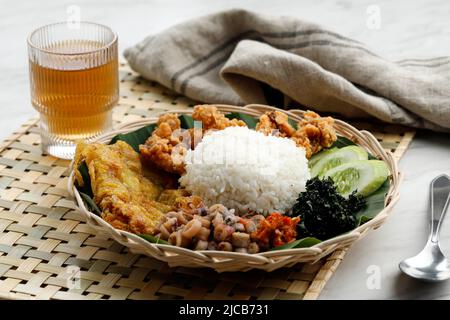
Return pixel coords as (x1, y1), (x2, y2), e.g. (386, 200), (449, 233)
(225, 112), (258, 128)
(76, 162), (93, 197)
(109, 123), (156, 152)
(79, 191), (101, 216)
(356, 179), (390, 226)
(269, 237), (321, 251)
(139, 234), (170, 245)
(331, 136), (355, 149)
(179, 114), (194, 129)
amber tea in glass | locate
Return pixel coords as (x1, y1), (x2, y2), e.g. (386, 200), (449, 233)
(28, 22), (118, 159)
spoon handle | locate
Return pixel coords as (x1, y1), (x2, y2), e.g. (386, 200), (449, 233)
(430, 174), (450, 243)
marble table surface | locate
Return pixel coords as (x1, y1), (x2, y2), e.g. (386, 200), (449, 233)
(1, 0), (449, 299)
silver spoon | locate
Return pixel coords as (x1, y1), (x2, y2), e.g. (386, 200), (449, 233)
(399, 174), (450, 281)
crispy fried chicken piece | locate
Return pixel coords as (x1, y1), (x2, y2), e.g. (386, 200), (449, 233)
(140, 105), (246, 175)
(174, 195), (205, 216)
(292, 111), (337, 158)
(74, 141), (169, 234)
(139, 113), (189, 174)
(256, 110), (337, 158)
(192, 105), (246, 131)
(255, 110), (296, 137)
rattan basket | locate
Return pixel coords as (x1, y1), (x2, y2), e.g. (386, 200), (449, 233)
(68, 104), (400, 272)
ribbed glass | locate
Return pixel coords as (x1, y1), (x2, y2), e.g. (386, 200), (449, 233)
(28, 22), (118, 159)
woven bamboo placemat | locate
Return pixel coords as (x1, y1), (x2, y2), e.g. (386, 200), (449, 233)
(0, 63), (415, 300)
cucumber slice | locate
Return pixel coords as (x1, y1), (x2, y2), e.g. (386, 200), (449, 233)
(311, 146), (368, 177)
(322, 160), (389, 197)
(308, 147), (338, 168)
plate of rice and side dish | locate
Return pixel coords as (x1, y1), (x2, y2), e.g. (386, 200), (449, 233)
(68, 104), (400, 272)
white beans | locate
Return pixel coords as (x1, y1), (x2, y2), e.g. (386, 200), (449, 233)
(169, 230), (190, 247)
(212, 213), (223, 226)
(247, 242), (260, 254)
(232, 232), (250, 248)
(196, 216), (211, 228)
(159, 225), (171, 239)
(214, 224), (234, 242)
(196, 227), (211, 241)
(207, 241), (217, 250)
(155, 201), (265, 253)
(217, 242), (233, 251)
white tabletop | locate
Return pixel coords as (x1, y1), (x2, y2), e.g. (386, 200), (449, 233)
(1, 0), (450, 299)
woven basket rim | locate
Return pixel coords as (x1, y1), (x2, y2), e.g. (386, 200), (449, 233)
(68, 104), (401, 271)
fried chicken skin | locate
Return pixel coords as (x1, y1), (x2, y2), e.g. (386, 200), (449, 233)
(74, 141), (168, 234)
(256, 110), (337, 158)
(292, 111), (337, 158)
(255, 110), (296, 137)
(174, 195), (205, 216)
(192, 105), (246, 131)
(140, 105), (246, 175)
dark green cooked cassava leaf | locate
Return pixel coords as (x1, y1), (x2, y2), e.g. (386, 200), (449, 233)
(139, 234), (170, 245)
(291, 177), (366, 240)
(269, 237), (321, 251)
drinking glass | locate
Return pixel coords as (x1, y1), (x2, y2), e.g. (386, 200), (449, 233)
(27, 22), (118, 159)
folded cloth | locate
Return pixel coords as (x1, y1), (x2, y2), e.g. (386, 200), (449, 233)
(124, 9), (450, 131)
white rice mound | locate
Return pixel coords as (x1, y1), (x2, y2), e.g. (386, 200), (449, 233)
(179, 126), (310, 214)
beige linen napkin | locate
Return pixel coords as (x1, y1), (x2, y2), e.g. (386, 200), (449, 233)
(124, 9), (450, 131)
